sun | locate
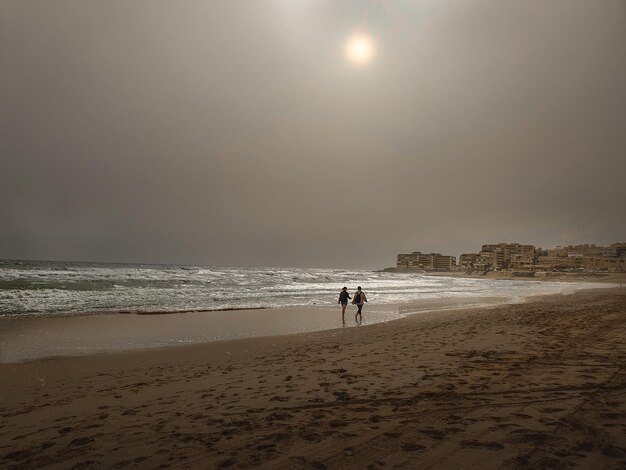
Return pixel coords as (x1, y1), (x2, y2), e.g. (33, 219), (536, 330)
(345, 33), (374, 65)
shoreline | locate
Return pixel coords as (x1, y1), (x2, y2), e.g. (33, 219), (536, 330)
(1, 279), (616, 364)
(1, 288), (624, 468)
(3, 270), (621, 319)
(0, 297), (515, 364)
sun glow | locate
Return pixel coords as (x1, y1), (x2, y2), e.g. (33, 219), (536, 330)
(345, 33), (374, 65)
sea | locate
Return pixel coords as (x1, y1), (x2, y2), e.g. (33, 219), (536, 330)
(0, 259), (602, 317)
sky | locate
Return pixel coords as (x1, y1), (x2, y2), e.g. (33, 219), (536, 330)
(1, 1), (625, 269)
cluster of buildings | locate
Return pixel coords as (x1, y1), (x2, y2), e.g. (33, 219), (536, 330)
(396, 242), (626, 273)
(459, 243), (537, 272)
(396, 252), (457, 271)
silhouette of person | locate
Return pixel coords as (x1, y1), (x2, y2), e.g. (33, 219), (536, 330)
(352, 286), (367, 323)
(338, 287), (351, 325)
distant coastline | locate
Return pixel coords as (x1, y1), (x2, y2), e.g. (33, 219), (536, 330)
(391, 241), (626, 279)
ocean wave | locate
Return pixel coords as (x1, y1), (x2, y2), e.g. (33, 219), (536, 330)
(0, 260), (600, 316)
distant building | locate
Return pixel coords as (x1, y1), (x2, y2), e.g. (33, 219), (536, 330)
(397, 252), (429, 269)
(480, 243), (536, 269)
(396, 241), (625, 274)
(612, 243), (626, 258)
(397, 252), (457, 271)
(459, 253), (480, 269)
(432, 254), (456, 270)
(583, 256), (625, 272)
(538, 242), (626, 272)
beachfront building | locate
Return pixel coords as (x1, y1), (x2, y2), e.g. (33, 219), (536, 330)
(459, 253), (494, 272)
(478, 249), (503, 269)
(479, 243), (535, 269)
(480, 243), (536, 269)
(397, 252), (430, 270)
(458, 243), (537, 272)
(582, 256), (626, 272)
(459, 253), (480, 269)
(536, 242), (626, 272)
(398, 241), (625, 274)
(432, 254), (457, 270)
(510, 253), (537, 271)
(397, 252), (457, 271)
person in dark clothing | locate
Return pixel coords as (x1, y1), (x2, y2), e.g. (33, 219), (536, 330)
(352, 286), (367, 323)
(338, 287), (351, 325)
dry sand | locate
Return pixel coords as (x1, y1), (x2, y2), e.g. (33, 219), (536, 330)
(1, 288), (626, 469)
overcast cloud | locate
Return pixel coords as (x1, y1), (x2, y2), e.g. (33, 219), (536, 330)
(1, 1), (625, 269)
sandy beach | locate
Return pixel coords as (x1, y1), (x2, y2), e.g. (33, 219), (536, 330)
(2, 288), (626, 469)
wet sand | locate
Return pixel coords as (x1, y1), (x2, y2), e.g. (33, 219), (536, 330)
(1, 288), (626, 469)
(0, 296), (514, 363)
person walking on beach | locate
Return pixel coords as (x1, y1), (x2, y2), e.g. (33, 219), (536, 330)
(338, 287), (351, 325)
(352, 286), (367, 323)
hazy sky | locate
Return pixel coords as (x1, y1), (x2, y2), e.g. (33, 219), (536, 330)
(1, 1), (625, 269)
